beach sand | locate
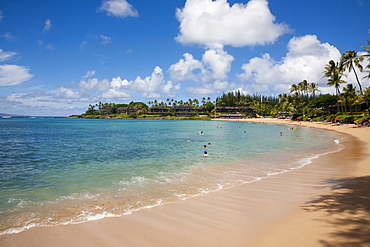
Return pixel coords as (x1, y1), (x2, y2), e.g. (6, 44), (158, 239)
(1, 119), (369, 247)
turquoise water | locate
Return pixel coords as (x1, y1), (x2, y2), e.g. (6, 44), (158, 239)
(0, 118), (344, 234)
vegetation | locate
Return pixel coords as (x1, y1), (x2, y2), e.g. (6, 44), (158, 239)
(72, 40), (370, 125)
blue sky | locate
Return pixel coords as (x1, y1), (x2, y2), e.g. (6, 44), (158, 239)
(0, 0), (369, 116)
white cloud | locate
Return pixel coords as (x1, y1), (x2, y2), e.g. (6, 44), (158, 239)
(175, 0), (290, 48)
(0, 64), (33, 86)
(55, 87), (80, 99)
(238, 35), (342, 93)
(83, 70), (96, 78)
(1, 32), (15, 41)
(4, 92), (87, 116)
(79, 78), (111, 93)
(100, 34), (112, 45)
(0, 49), (17, 62)
(101, 67), (181, 99)
(202, 48), (234, 81)
(169, 48), (234, 95)
(43, 19), (51, 32)
(99, 0), (138, 18)
(169, 53), (203, 81)
(131, 66), (181, 98)
(102, 76), (131, 99)
(0, 10), (3, 23)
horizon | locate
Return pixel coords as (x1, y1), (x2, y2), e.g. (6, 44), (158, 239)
(1, 0), (369, 116)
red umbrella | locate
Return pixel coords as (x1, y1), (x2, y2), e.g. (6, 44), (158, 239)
(334, 118), (340, 120)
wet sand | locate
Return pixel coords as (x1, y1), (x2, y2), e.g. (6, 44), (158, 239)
(1, 119), (369, 247)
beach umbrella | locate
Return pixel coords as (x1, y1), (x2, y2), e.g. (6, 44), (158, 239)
(334, 118), (341, 120)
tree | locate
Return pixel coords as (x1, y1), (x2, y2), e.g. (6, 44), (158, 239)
(308, 82), (321, 99)
(323, 60), (347, 112)
(341, 84), (359, 115)
(289, 84), (300, 95)
(360, 40), (370, 80)
(307, 94), (337, 114)
(340, 51), (364, 94)
(298, 80), (309, 99)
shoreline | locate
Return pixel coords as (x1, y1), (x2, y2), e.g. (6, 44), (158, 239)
(1, 119), (369, 246)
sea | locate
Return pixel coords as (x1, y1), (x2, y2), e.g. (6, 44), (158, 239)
(0, 118), (345, 235)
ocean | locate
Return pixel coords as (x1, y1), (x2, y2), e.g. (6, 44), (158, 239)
(0, 118), (345, 234)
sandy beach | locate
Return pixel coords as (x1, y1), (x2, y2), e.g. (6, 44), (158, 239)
(1, 118), (369, 247)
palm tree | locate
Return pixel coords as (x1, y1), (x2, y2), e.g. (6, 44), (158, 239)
(341, 84), (359, 115)
(308, 82), (321, 99)
(360, 40), (370, 80)
(323, 60), (347, 112)
(289, 84), (300, 95)
(340, 51), (364, 94)
(298, 80), (309, 99)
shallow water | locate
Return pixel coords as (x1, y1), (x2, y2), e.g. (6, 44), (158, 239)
(0, 118), (345, 234)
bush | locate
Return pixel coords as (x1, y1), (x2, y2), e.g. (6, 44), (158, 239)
(356, 116), (370, 124)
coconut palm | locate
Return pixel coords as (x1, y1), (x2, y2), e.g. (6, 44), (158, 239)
(298, 80), (309, 99)
(289, 84), (300, 95)
(360, 40), (370, 80)
(323, 60), (347, 112)
(308, 82), (321, 99)
(341, 84), (359, 115)
(340, 51), (364, 94)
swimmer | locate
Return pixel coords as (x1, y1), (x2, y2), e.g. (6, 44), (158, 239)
(203, 150), (209, 156)
(280, 132), (283, 136)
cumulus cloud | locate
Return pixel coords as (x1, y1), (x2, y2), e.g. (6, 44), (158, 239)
(238, 35), (342, 93)
(0, 49), (17, 62)
(175, 0), (290, 48)
(43, 19), (51, 32)
(0, 64), (34, 86)
(169, 48), (234, 95)
(131, 66), (180, 98)
(78, 66), (180, 100)
(169, 53), (203, 81)
(79, 78), (110, 94)
(55, 87), (80, 99)
(99, 0), (138, 18)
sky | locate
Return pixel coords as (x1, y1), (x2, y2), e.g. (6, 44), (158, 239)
(0, 0), (369, 116)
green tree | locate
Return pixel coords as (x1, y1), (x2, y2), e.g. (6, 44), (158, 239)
(341, 84), (359, 115)
(360, 40), (370, 80)
(307, 82), (321, 100)
(340, 51), (364, 94)
(298, 80), (309, 99)
(289, 84), (300, 95)
(323, 60), (347, 112)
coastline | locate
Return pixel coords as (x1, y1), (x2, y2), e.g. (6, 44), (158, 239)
(1, 119), (369, 246)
